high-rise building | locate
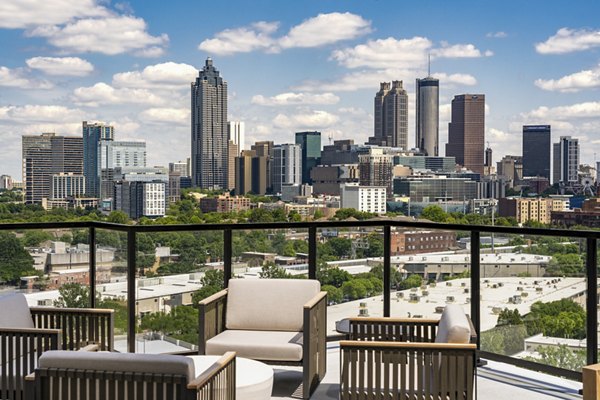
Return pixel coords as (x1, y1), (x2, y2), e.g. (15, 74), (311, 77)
(522, 125), (551, 179)
(321, 139), (359, 165)
(359, 147), (393, 196)
(235, 150), (268, 195)
(295, 131), (321, 184)
(445, 94), (485, 175)
(22, 133), (83, 204)
(371, 81), (408, 149)
(497, 155), (523, 184)
(227, 140), (239, 190)
(553, 136), (579, 184)
(271, 144), (301, 194)
(192, 58), (228, 189)
(114, 180), (165, 219)
(169, 160), (190, 177)
(251, 141), (273, 192)
(415, 76), (439, 156)
(99, 140), (146, 200)
(83, 121), (114, 197)
(228, 121), (245, 151)
(51, 173), (85, 200)
(341, 183), (386, 214)
(0, 175), (13, 190)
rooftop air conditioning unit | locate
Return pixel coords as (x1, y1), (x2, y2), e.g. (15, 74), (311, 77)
(446, 296), (455, 303)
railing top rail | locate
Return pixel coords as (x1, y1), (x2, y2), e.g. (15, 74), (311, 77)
(0, 219), (598, 238)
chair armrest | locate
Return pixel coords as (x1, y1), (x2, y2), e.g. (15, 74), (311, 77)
(304, 291), (328, 310)
(466, 315), (478, 344)
(78, 343), (100, 352)
(340, 340), (476, 351)
(187, 351), (236, 390)
(347, 317), (439, 342)
(0, 327), (61, 335)
(198, 289), (228, 354)
(303, 291), (328, 394)
(31, 307), (114, 351)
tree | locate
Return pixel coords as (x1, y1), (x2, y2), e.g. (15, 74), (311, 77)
(342, 280), (367, 300)
(22, 230), (53, 247)
(140, 305), (198, 344)
(259, 263), (291, 279)
(192, 269), (225, 305)
(317, 266), (352, 288)
(525, 299), (586, 339)
(398, 274), (422, 290)
(523, 345), (586, 371)
(0, 231), (36, 283)
(547, 253), (584, 276)
(107, 210), (130, 224)
(497, 308), (522, 326)
(322, 285), (343, 304)
(53, 283), (97, 308)
(420, 205), (449, 223)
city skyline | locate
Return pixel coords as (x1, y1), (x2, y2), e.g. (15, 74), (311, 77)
(2, 1), (600, 178)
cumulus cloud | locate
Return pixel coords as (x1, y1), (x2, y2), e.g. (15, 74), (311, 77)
(431, 43), (493, 58)
(113, 62), (198, 89)
(0, 66), (53, 89)
(524, 102), (600, 120)
(72, 82), (164, 106)
(486, 31), (507, 38)
(251, 92), (340, 106)
(198, 12), (371, 55)
(431, 72), (477, 86)
(272, 110), (339, 129)
(0, 0), (108, 29)
(278, 12), (371, 49)
(26, 56), (94, 76)
(536, 28), (600, 54)
(331, 37), (431, 69)
(534, 65), (600, 92)
(0, 104), (86, 124)
(139, 107), (190, 125)
(28, 15), (169, 56)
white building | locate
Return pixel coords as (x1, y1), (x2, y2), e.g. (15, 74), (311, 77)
(228, 121), (245, 151)
(169, 160), (190, 177)
(143, 182), (166, 217)
(51, 173), (86, 200)
(272, 144), (302, 194)
(340, 183), (386, 214)
(0, 174), (13, 190)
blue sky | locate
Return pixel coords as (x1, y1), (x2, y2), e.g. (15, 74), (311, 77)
(2, 0), (600, 179)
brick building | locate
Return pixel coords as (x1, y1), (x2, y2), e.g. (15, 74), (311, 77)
(199, 194), (251, 213)
(389, 229), (457, 255)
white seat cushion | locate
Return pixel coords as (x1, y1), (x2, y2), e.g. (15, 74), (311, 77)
(0, 293), (34, 329)
(434, 304), (471, 344)
(39, 351), (196, 381)
(226, 279), (320, 331)
(206, 330), (303, 362)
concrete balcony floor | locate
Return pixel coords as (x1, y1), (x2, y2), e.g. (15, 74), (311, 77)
(271, 343), (583, 399)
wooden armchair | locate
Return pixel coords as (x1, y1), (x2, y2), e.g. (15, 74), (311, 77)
(24, 350), (236, 400)
(340, 305), (478, 400)
(199, 279), (327, 399)
(0, 293), (114, 400)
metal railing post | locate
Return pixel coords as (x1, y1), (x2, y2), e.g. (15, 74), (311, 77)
(587, 237), (598, 366)
(223, 229), (232, 287)
(89, 225), (96, 309)
(308, 226), (317, 280)
(383, 225), (391, 318)
(127, 228), (137, 353)
(470, 230), (481, 350)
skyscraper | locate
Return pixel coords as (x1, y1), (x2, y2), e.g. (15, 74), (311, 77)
(522, 125), (551, 179)
(271, 144), (301, 194)
(98, 140), (146, 200)
(445, 94), (485, 175)
(228, 121), (245, 151)
(251, 141), (273, 192)
(416, 76), (439, 156)
(358, 147), (393, 197)
(371, 81), (408, 149)
(22, 133), (83, 204)
(295, 131), (321, 184)
(192, 58), (228, 189)
(553, 136), (579, 184)
(83, 121), (114, 197)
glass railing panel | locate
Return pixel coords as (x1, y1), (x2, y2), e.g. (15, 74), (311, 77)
(479, 232), (588, 372)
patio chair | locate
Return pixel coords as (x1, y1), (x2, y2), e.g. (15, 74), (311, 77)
(0, 293), (114, 400)
(339, 304), (478, 400)
(198, 278), (327, 399)
(24, 350), (236, 400)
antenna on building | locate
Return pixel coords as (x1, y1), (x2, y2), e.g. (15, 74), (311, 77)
(328, 132), (333, 144)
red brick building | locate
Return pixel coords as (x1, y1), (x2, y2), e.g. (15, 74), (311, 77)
(199, 194), (251, 213)
(389, 229), (457, 255)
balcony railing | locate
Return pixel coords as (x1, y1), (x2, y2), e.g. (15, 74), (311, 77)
(1, 219), (597, 381)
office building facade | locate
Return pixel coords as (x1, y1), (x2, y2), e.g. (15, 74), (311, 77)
(227, 140), (239, 191)
(192, 58), (228, 189)
(340, 183), (386, 214)
(553, 136), (579, 184)
(235, 150), (268, 195)
(271, 144), (301, 194)
(321, 139), (359, 165)
(99, 140), (146, 200)
(83, 121), (114, 197)
(415, 76), (439, 156)
(522, 125), (551, 179)
(358, 147), (393, 195)
(445, 94), (485, 175)
(228, 121), (245, 151)
(393, 176), (478, 202)
(251, 141), (273, 192)
(295, 131), (321, 184)
(22, 133), (83, 204)
(51, 173), (86, 200)
(372, 81), (408, 149)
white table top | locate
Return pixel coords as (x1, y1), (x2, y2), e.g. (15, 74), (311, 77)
(187, 355), (273, 388)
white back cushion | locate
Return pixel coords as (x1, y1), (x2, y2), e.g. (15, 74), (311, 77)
(435, 304), (471, 344)
(226, 279), (320, 331)
(0, 293), (34, 329)
(39, 351), (196, 381)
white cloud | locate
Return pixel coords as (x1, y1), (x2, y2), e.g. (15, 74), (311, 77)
(0, 66), (53, 89)
(28, 15), (169, 56)
(272, 110), (339, 129)
(251, 92), (339, 106)
(26, 56), (94, 76)
(113, 62), (198, 89)
(0, 0), (108, 29)
(278, 12), (371, 49)
(331, 37), (431, 69)
(431, 43), (493, 58)
(0, 104), (86, 124)
(72, 82), (164, 106)
(198, 12), (371, 55)
(536, 28), (600, 54)
(534, 65), (600, 92)
(139, 107), (190, 125)
(431, 72), (477, 86)
(524, 102), (600, 120)
(198, 21), (278, 55)
(486, 31), (507, 38)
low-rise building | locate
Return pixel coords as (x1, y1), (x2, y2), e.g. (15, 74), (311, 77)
(390, 229), (457, 255)
(199, 194), (251, 213)
(340, 183), (386, 214)
(499, 197), (568, 224)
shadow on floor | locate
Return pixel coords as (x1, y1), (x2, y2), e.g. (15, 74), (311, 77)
(272, 368), (339, 399)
